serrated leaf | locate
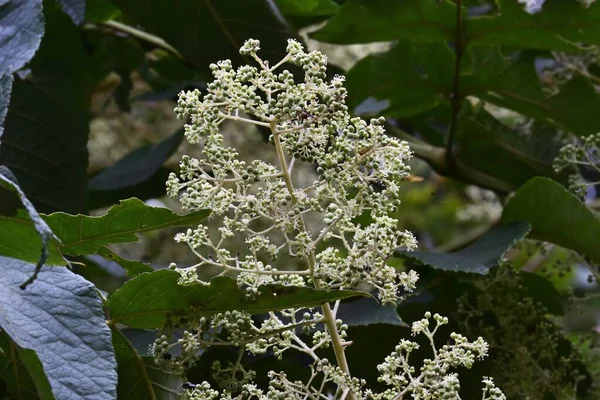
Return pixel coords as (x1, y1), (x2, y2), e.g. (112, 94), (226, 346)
(0, 0), (44, 75)
(48, 198), (210, 256)
(108, 271), (366, 329)
(98, 246), (153, 277)
(0, 198), (209, 267)
(112, 328), (182, 400)
(395, 221), (530, 274)
(89, 130), (183, 191)
(0, 167), (60, 288)
(110, 0), (301, 72)
(311, 0), (458, 44)
(0, 5), (92, 213)
(502, 177), (600, 263)
(0, 256), (117, 399)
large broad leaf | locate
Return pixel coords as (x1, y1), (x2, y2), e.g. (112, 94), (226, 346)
(502, 177), (600, 263)
(0, 333), (54, 400)
(108, 271), (366, 329)
(311, 0), (458, 44)
(455, 109), (568, 187)
(0, 5), (92, 213)
(0, 0), (44, 75)
(346, 43), (600, 137)
(0, 198), (210, 267)
(275, 0), (338, 16)
(0, 167), (60, 288)
(110, 0), (301, 72)
(336, 297), (404, 326)
(395, 221), (530, 274)
(0, 256), (117, 399)
(112, 328), (182, 399)
(468, 0), (600, 50)
(89, 129), (184, 191)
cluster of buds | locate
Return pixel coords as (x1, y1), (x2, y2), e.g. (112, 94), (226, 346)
(161, 38), (502, 399)
(554, 133), (600, 197)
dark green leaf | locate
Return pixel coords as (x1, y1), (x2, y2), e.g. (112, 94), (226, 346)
(112, 328), (182, 400)
(98, 246), (153, 277)
(88, 167), (174, 211)
(0, 333), (54, 400)
(275, 0), (338, 16)
(0, 0), (44, 75)
(396, 221), (530, 274)
(0, 198), (209, 266)
(311, 0), (457, 44)
(0, 167), (61, 288)
(55, 0), (86, 25)
(47, 198), (209, 257)
(336, 297), (404, 326)
(502, 177), (600, 263)
(85, 0), (121, 22)
(0, 256), (117, 399)
(456, 109), (568, 187)
(89, 130), (184, 190)
(468, 0), (600, 50)
(108, 271), (366, 329)
(111, 0), (301, 72)
(0, 5), (92, 213)
(347, 43), (600, 136)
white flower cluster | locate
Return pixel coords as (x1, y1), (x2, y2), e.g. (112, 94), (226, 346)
(553, 132), (600, 197)
(518, 0), (595, 14)
(163, 38), (503, 400)
(168, 38), (416, 304)
(176, 312), (504, 400)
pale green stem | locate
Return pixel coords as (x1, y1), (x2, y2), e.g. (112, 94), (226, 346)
(270, 121), (356, 400)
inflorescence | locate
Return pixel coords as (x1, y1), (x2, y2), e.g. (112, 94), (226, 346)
(159, 38), (503, 399)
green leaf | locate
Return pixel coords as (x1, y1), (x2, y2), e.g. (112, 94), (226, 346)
(456, 109), (568, 187)
(97, 246), (153, 277)
(395, 221), (530, 274)
(311, 0), (457, 44)
(0, 333), (54, 400)
(468, 0), (600, 50)
(336, 297), (404, 326)
(48, 198), (210, 257)
(89, 130), (184, 191)
(110, 0), (301, 72)
(0, 256), (117, 399)
(275, 0), (338, 16)
(347, 43), (600, 136)
(0, 167), (61, 288)
(88, 167), (175, 211)
(108, 271), (366, 329)
(0, 198), (209, 267)
(112, 328), (182, 400)
(502, 177), (600, 263)
(0, 5), (92, 213)
(0, 0), (44, 75)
